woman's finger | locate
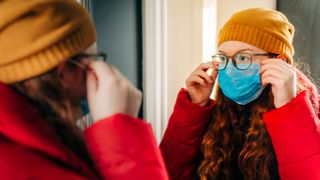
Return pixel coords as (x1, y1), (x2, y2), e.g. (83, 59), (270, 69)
(187, 75), (206, 86)
(261, 58), (292, 69)
(210, 67), (218, 80)
(192, 70), (213, 84)
(196, 62), (215, 71)
(261, 67), (287, 82)
(88, 61), (114, 82)
(261, 75), (279, 87)
(260, 61), (292, 75)
(261, 58), (287, 65)
(212, 61), (219, 71)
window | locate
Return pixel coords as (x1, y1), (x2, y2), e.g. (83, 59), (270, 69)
(278, 0), (320, 86)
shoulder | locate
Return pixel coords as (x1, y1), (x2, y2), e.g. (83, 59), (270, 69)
(0, 136), (62, 178)
(0, 136), (91, 180)
(0, 136), (44, 171)
(0, 136), (30, 177)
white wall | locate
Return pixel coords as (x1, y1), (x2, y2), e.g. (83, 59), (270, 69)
(167, 0), (203, 126)
(217, 0), (276, 29)
(203, 0), (218, 61)
(143, 0), (203, 142)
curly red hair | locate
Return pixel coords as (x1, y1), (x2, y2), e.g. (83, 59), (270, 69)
(198, 85), (280, 180)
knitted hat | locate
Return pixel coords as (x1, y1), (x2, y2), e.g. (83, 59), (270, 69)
(0, 0), (97, 84)
(218, 8), (295, 63)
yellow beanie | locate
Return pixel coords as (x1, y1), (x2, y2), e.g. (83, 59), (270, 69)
(0, 0), (96, 84)
(218, 8), (295, 63)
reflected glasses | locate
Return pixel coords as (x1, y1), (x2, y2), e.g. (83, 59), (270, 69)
(69, 51), (107, 70)
(212, 53), (277, 70)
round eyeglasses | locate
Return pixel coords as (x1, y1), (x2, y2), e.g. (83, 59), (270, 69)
(212, 53), (277, 70)
(68, 51), (107, 70)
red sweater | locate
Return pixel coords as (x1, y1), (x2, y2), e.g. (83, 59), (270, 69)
(160, 72), (320, 180)
(0, 83), (169, 180)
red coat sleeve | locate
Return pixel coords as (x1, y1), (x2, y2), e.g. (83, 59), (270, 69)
(160, 89), (215, 179)
(84, 113), (169, 180)
(263, 91), (320, 180)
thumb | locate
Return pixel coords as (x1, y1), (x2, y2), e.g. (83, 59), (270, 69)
(211, 69), (218, 80)
(211, 63), (219, 79)
(88, 61), (114, 83)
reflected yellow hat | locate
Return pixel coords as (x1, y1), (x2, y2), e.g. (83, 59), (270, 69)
(218, 8), (295, 63)
(0, 0), (96, 84)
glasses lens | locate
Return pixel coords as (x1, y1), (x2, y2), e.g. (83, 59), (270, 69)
(95, 53), (107, 62)
(234, 53), (252, 70)
(212, 55), (227, 70)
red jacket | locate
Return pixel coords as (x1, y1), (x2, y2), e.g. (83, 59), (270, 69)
(160, 72), (320, 180)
(0, 83), (169, 180)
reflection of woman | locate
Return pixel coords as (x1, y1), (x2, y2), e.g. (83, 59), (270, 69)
(161, 8), (320, 180)
(0, 0), (168, 179)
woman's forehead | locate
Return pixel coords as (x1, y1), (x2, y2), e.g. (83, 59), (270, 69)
(218, 41), (267, 54)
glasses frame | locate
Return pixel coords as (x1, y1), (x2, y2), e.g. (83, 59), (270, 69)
(212, 52), (278, 70)
(68, 51), (107, 70)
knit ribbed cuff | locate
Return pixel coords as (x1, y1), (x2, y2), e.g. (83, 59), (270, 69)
(0, 23), (96, 84)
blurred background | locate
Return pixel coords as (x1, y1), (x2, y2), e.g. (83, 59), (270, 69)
(77, 0), (319, 142)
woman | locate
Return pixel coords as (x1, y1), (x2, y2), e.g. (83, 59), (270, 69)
(160, 8), (320, 180)
(0, 0), (168, 179)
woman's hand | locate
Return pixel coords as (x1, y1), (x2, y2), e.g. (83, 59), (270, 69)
(86, 61), (142, 122)
(261, 59), (297, 108)
(186, 62), (218, 107)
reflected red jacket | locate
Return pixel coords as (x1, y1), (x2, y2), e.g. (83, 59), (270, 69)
(160, 71), (320, 180)
(0, 83), (169, 180)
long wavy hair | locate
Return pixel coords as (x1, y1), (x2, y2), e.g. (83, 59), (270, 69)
(10, 63), (99, 177)
(198, 61), (308, 180)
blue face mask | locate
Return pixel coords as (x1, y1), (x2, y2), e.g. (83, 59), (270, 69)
(218, 63), (265, 105)
(80, 99), (90, 116)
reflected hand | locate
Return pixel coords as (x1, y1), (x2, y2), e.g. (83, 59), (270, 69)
(87, 61), (142, 122)
(186, 62), (218, 107)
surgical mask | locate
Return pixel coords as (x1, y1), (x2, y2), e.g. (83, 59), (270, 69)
(79, 98), (94, 128)
(80, 99), (90, 115)
(218, 63), (265, 105)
